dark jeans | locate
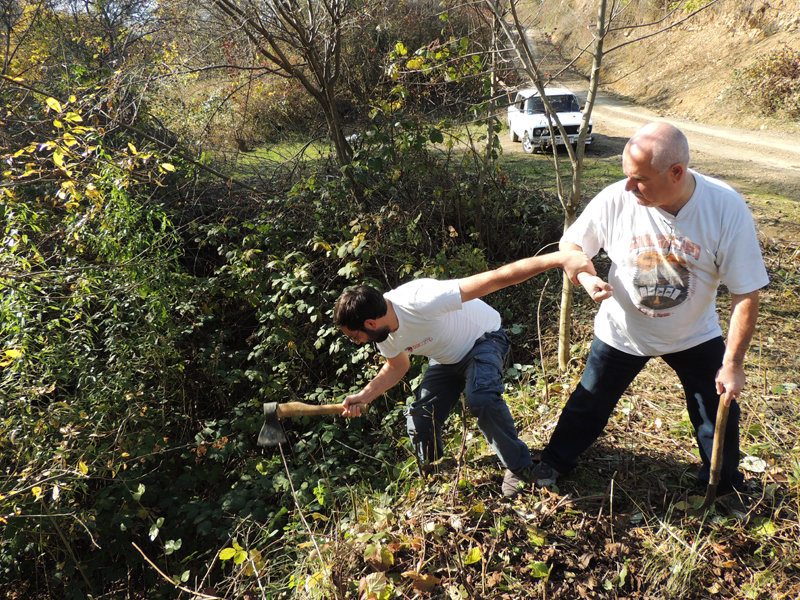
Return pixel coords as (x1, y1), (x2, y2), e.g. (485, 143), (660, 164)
(541, 336), (744, 495)
(405, 329), (532, 472)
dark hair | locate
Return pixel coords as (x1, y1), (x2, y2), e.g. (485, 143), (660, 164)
(333, 285), (387, 330)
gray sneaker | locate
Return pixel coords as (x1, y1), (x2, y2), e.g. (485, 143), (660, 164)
(716, 492), (751, 523)
(531, 462), (559, 487)
(502, 466), (534, 498)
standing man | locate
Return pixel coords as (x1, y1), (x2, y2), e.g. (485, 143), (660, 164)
(531, 122), (769, 520)
(334, 250), (594, 498)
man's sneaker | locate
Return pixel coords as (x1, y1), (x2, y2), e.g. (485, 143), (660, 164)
(716, 492), (752, 523)
(502, 466), (534, 498)
(531, 461), (559, 487)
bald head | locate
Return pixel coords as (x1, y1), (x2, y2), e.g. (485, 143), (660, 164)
(625, 122), (690, 173)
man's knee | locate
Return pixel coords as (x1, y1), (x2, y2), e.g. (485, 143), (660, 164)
(464, 390), (503, 417)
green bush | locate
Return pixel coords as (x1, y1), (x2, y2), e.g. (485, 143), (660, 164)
(732, 45), (800, 118)
(1, 74), (560, 597)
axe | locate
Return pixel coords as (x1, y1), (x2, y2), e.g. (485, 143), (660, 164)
(691, 396), (730, 515)
(257, 401), (368, 447)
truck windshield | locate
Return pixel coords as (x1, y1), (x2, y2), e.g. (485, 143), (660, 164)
(527, 95), (579, 113)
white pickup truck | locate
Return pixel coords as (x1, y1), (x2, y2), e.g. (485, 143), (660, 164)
(507, 87), (593, 154)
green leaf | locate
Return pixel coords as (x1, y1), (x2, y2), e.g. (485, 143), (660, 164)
(529, 561), (551, 578)
(132, 483), (145, 501)
(753, 518), (777, 537)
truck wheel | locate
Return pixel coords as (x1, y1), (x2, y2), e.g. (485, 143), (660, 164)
(522, 135), (536, 154)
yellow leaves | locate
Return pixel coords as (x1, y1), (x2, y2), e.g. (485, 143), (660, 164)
(0, 348), (23, 367)
(46, 97), (62, 112)
(160, 162), (175, 172)
(313, 239), (332, 252)
(85, 183), (100, 199)
(53, 148), (66, 169)
(402, 571), (440, 592)
(364, 543), (394, 571)
(219, 541), (249, 565)
(32, 486), (43, 500)
(463, 546), (482, 565)
(78, 460), (89, 475)
(358, 572), (393, 600)
(469, 501), (485, 517)
(128, 143), (138, 155)
(406, 58), (423, 70)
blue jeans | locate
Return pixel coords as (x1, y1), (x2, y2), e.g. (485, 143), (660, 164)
(405, 329), (532, 472)
(541, 336), (744, 495)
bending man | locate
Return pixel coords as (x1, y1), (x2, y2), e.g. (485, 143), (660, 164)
(334, 251), (593, 498)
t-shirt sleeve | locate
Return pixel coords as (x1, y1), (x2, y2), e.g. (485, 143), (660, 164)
(562, 191), (609, 259)
(403, 279), (463, 318)
(716, 204), (770, 294)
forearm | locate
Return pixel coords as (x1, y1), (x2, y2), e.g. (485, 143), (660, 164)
(723, 290), (760, 366)
(350, 358), (408, 404)
(715, 290), (760, 403)
(477, 252), (571, 288)
(459, 250), (594, 301)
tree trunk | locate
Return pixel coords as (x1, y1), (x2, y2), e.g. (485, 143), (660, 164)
(557, 0), (607, 372)
(557, 206), (579, 370)
(474, 16), (500, 247)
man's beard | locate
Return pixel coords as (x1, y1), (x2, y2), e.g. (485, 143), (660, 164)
(365, 325), (391, 343)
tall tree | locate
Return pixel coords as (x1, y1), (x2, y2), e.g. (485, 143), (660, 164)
(206, 0), (356, 174)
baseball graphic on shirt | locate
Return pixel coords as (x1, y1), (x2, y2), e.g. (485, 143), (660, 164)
(631, 250), (692, 311)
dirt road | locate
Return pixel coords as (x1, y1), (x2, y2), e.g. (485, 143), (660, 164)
(588, 89), (800, 196)
(502, 80), (800, 242)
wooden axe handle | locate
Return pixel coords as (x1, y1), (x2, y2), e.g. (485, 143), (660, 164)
(708, 397), (731, 486)
(275, 401), (368, 418)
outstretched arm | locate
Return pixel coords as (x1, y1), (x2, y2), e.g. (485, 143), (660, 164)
(342, 352), (411, 417)
(560, 241), (614, 302)
(458, 250), (595, 303)
(716, 290), (759, 406)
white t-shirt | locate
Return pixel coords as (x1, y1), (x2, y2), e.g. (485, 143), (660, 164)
(563, 170), (769, 356)
(377, 278), (502, 364)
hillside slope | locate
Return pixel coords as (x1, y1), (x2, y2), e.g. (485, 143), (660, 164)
(531, 0), (800, 134)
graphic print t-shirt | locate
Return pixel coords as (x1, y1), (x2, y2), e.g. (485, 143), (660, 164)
(563, 171), (769, 356)
(377, 279), (501, 364)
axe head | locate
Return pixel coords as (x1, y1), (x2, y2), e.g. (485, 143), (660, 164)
(258, 402), (287, 447)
